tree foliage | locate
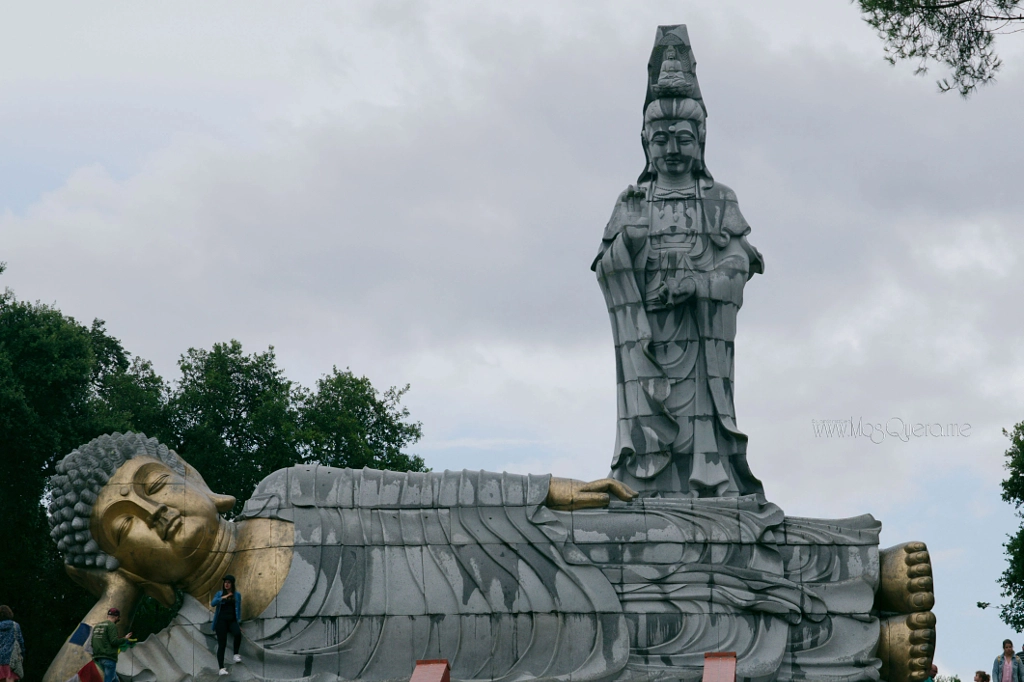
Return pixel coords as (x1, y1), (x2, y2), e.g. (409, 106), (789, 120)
(300, 368), (424, 472)
(999, 421), (1024, 629)
(0, 279), (424, 680)
(0, 292), (167, 682)
(855, 0), (1024, 96)
(166, 343), (425, 514)
(168, 341), (303, 511)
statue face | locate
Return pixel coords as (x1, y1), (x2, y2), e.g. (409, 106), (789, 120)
(646, 119), (700, 181)
(90, 456), (224, 584)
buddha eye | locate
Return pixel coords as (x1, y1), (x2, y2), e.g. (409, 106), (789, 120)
(115, 516), (133, 546)
(147, 473), (170, 496)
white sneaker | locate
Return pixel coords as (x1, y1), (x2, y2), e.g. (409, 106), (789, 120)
(233, 655), (242, 664)
(219, 668), (229, 676)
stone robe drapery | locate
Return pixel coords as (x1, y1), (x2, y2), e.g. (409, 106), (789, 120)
(593, 179), (764, 497)
(119, 467), (629, 682)
(116, 467), (881, 682)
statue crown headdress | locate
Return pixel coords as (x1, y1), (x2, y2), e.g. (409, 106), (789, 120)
(644, 25), (705, 114)
(638, 25), (712, 184)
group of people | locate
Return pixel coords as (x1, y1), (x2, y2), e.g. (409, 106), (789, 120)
(90, 575), (243, 680)
(0, 575), (243, 682)
(88, 575), (243, 681)
(978, 640), (1024, 682)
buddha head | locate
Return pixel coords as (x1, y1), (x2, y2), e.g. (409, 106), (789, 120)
(642, 97), (706, 183)
(48, 433), (235, 587)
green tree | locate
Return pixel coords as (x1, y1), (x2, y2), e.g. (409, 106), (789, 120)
(0, 268), (425, 677)
(300, 367), (424, 472)
(999, 421), (1024, 629)
(166, 341), (302, 512)
(0, 287), (167, 681)
(855, 0), (1024, 96)
(165, 345), (426, 509)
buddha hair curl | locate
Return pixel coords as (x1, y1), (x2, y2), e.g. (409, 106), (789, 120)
(47, 432), (185, 571)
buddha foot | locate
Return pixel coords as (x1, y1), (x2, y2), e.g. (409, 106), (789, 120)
(876, 542), (936, 682)
(879, 611), (936, 682)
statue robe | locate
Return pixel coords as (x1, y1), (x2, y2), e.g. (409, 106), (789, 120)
(593, 179), (765, 497)
(116, 467), (881, 682)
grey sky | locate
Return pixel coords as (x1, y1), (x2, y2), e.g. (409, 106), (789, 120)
(3, 1), (1023, 675)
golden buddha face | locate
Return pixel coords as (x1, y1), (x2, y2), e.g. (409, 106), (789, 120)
(646, 118), (700, 181)
(90, 456), (235, 585)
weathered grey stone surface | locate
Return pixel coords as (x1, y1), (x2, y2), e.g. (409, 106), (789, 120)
(118, 466), (882, 682)
(594, 24), (763, 498)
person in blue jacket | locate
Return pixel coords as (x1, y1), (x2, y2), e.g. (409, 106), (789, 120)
(211, 575), (242, 676)
(993, 639), (1024, 682)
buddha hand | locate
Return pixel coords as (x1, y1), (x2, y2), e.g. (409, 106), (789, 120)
(610, 185), (649, 233)
(66, 563), (176, 607)
(66, 564), (140, 600)
(546, 477), (639, 511)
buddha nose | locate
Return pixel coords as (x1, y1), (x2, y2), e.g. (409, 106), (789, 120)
(146, 503), (171, 528)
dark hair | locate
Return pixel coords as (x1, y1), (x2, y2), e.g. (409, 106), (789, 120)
(223, 575), (236, 587)
(0, 606), (12, 620)
(977, 671), (991, 682)
(1005, 639), (1015, 648)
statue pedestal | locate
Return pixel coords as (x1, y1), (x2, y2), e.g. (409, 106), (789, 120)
(567, 495), (882, 682)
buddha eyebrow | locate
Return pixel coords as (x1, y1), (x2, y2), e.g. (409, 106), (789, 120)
(134, 464), (167, 484)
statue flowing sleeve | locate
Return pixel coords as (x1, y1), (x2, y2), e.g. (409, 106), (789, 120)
(592, 185), (676, 474)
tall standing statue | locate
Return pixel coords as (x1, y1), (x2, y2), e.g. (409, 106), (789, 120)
(594, 26), (763, 498)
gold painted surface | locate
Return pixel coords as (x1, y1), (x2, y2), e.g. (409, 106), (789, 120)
(43, 455), (293, 682)
(90, 456), (229, 588)
(209, 517), (293, 619)
(43, 569), (142, 682)
(546, 477), (638, 510)
(879, 612), (936, 682)
(877, 541), (935, 613)
(876, 542), (936, 682)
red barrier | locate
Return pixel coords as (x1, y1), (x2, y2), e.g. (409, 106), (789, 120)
(410, 660), (451, 682)
(703, 652), (737, 682)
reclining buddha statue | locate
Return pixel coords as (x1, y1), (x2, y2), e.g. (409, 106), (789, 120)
(43, 25), (935, 682)
(43, 431), (932, 682)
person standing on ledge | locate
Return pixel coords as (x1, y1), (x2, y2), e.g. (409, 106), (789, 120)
(0, 606), (25, 682)
(212, 575), (243, 676)
(91, 608), (131, 682)
(994, 640), (1024, 682)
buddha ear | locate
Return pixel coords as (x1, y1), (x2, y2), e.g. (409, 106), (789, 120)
(183, 462), (236, 513)
(210, 493), (237, 514)
(117, 569), (177, 608)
